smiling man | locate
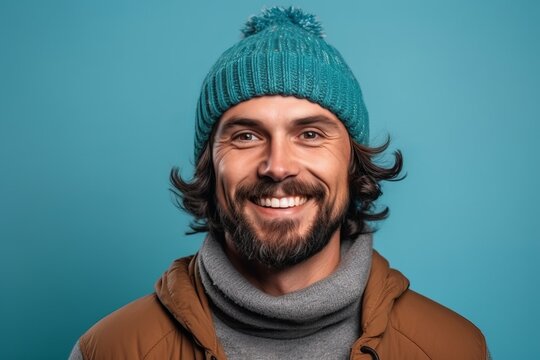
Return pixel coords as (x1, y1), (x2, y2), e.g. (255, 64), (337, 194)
(70, 7), (489, 360)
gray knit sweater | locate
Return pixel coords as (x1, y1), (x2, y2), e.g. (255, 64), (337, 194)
(198, 234), (373, 360)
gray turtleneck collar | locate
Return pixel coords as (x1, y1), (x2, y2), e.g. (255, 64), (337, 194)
(198, 233), (373, 359)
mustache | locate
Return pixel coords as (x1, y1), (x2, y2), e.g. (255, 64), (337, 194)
(235, 178), (326, 203)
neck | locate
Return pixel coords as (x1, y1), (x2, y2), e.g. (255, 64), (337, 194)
(223, 231), (342, 296)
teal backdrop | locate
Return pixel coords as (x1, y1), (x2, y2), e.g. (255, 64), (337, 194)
(1, 0), (539, 358)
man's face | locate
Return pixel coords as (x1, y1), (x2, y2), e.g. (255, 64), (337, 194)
(212, 96), (352, 269)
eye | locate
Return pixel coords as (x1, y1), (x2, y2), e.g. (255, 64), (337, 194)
(301, 131), (320, 140)
(233, 132), (260, 142)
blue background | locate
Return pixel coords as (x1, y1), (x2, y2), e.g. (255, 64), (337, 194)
(1, 1), (538, 358)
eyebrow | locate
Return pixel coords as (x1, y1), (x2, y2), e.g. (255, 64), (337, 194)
(219, 117), (264, 132)
(290, 115), (341, 130)
(220, 115), (340, 132)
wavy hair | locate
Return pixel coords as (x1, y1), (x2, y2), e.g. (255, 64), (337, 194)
(170, 138), (404, 241)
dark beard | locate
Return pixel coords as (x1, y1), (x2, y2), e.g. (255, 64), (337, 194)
(218, 178), (348, 270)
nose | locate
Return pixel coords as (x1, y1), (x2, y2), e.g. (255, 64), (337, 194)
(257, 139), (299, 182)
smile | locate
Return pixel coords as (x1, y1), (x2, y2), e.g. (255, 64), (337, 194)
(255, 196), (308, 208)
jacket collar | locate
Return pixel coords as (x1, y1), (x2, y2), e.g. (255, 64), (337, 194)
(155, 255), (226, 359)
(350, 250), (410, 357)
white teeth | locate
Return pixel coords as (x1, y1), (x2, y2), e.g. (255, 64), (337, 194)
(257, 196), (307, 208)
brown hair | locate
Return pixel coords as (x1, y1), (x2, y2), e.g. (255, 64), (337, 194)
(170, 137), (404, 240)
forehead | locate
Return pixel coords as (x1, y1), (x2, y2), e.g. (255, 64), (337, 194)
(216, 95), (346, 132)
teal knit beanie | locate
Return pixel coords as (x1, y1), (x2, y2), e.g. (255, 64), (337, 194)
(194, 6), (369, 160)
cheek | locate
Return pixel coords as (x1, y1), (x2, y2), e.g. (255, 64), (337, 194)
(214, 153), (255, 203)
(332, 166), (350, 200)
(307, 147), (351, 194)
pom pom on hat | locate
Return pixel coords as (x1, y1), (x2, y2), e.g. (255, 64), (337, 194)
(241, 6), (324, 38)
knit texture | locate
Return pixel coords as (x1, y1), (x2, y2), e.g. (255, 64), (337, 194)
(194, 6), (369, 159)
(198, 233), (373, 359)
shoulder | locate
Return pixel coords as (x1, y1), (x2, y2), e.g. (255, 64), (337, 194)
(389, 289), (488, 359)
(78, 294), (181, 360)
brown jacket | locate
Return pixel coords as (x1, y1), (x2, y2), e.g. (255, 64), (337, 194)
(79, 251), (488, 359)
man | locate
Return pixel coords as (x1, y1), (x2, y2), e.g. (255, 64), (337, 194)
(70, 7), (489, 360)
